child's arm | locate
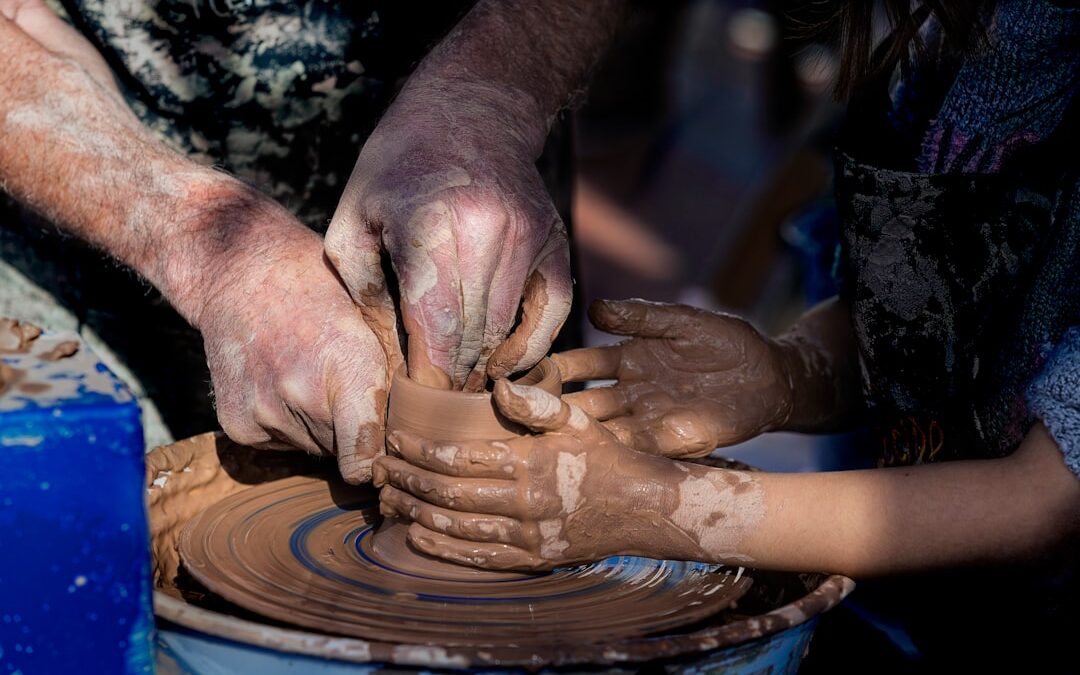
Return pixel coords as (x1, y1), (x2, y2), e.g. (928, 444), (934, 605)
(373, 383), (1080, 574)
(734, 423), (1079, 576)
(551, 297), (862, 459)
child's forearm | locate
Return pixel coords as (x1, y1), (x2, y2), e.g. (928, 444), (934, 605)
(690, 424), (1080, 576)
(773, 297), (863, 432)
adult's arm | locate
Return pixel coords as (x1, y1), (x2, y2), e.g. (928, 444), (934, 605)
(326, 0), (631, 390)
(0, 4), (396, 483)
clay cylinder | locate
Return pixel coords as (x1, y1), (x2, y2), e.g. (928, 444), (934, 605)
(379, 358), (562, 579)
(386, 357), (562, 442)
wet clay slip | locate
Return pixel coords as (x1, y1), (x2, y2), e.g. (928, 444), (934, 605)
(158, 434), (854, 667)
(180, 472), (752, 647)
(179, 361), (755, 648)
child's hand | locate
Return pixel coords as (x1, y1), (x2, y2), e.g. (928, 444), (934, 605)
(553, 300), (794, 458)
(372, 380), (702, 571)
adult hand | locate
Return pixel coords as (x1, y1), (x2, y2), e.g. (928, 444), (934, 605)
(0, 1), (401, 485)
(372, 380), (715, 571)
(0, 0), (117, 90)
(325, 81), (571, 392)
(553, 300), (797, 458)
(187, 202), (400, 484)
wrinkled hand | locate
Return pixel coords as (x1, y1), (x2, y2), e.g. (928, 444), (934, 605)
(1, 0), (117, 91)
(553, 300), (794, 458)
(372, 380), (703, 571)
(325, 83), (571, 391)
(193, 214), (400, 484)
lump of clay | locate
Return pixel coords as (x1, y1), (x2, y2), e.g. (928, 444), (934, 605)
(0, 318), (42, 353)
(39, 340), (80, 362)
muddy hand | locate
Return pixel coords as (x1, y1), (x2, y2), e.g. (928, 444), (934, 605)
(0, 3), (396, 486)
(196, 215), (395, 485)
(325, 81), (571, 392)
(0, 0), (117, 90)
(371, 380), (724, 571)
(553, 300), (797, 459)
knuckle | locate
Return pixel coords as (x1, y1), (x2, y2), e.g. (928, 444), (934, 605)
(455, 192), (510, 233)
(323, 227), (347, 261)
(339, 456), (374, 484)
(217, 411), (267, 447)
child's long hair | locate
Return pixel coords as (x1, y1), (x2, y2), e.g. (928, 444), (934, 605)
(833, 1), (989, 97)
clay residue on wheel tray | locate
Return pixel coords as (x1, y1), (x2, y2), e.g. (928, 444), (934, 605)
(0, 318), (42, 353)
(146, 433), (325, 595)
(38, 340), (79, 361)
(179, 474), (752, 649)
(0, 363), (18, 395)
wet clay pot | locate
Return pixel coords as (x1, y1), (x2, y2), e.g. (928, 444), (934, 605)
(376, 357), (563, 578)
(385, 357), (562, 442)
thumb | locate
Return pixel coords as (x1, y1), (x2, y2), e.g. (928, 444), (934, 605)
(487, 221), (572, 380)
(326, 335), (391, 485)
(492, 380), (605, 439)
(324, 208), (402, 373)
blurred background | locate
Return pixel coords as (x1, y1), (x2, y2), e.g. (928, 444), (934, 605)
(569, 0), (862, 474)
(568, 8), (907, 663)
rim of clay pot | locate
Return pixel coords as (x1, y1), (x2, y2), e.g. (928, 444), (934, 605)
(392, 356), (561, 400)
(386, 357), (561, 441)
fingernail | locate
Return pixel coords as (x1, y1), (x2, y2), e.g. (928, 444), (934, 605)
(503, 381), (532, 399)
(371, 461), (388, 487)
(386, 431), (401, 453)
(410, 533), (433, 551)
(379, 502), (399, 518)
(599, 299), (625, 313)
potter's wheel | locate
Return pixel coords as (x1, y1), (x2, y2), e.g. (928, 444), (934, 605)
(179, 474), (752, 648)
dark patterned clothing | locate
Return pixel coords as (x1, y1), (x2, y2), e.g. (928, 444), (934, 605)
(836, 154), (1080, 466)
(60, 0), (473, 228)
(2, 1), (474, 441)
(840, 0), (1080, 476)
(829, 2), (1080, 667)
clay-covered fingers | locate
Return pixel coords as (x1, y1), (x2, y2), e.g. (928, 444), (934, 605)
(386, 430), (517, 479)
(487, 222), (572, 381)
(551, 345), (623, 383)
(323, 207), (403, 376)
(406, 523), (551, 571)
(562, 385), (634, 421)
(492, 380), (607, 438)
(603, 409), (718, 458)
(372, 455), (519, 515)
(321, 324), (392, 484)
(587, 298), (704, 339)
(379, 486), (524, 545)
(383, 202), (468, 390)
